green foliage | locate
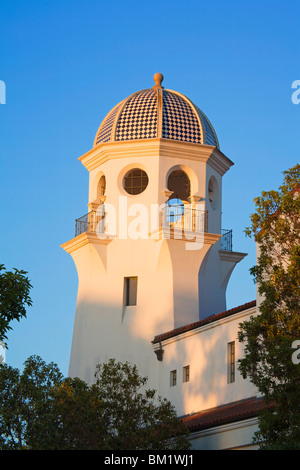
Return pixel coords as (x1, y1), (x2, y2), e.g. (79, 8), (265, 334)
(0, 264), (32, 344)
(0, 356), (190, 450)
(94, 359), (190, 450)
(0, 355), (63, 449)
(238, 164), (300, 449)
(48, 376), (105, 450)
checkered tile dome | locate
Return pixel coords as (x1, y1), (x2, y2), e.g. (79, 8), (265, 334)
(94, 80), (219, 149)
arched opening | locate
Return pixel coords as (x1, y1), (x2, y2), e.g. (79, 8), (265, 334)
(167, 169), (190, 203)
(97, 175), (106, 198)
(208, 176), (219, 210)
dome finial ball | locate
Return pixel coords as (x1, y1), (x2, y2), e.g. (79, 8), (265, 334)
(153, 73), (164, 88)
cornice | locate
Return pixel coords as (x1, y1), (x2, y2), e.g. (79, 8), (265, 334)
(78, 139), (233, 174)
(152, 304), (257, 348)
(187, 417), (259, 441)
(60, 232), (112, 254)
(219, 250), (248, 263)
(150, 227), (221, 244)
(207, 149), (234, 176)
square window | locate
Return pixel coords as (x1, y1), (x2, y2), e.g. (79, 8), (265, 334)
(124, 277), (138, 306)
(170, 370), (177, 387)
(183, 365), (190, 383)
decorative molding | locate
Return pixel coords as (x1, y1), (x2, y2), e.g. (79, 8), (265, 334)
(61, 232), (113, 254)
(188, 417), (259, 445)
(154, 305), (257, 348)
(189, 194), (202, 204)
(78, 139), (234, 175)
(87, 196), (106, 211)
(153, 342), (164, 361)
(219, 250), (247, 263)
(150, 227), (221, 245)
(162, 189), (173, 198)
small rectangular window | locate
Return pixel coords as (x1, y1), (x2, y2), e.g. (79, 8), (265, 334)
(227, 341), (235, 383)
(124, 277), (138, 306)
(183, 365), (190, 383)
(170, 370), (177, 387)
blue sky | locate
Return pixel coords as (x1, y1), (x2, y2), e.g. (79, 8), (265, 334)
(1, 0), (299, 376)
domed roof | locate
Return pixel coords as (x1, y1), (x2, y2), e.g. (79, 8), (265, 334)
(94, 73), (219, 149)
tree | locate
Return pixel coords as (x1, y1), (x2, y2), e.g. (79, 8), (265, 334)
(238, 164), (300, 449)
(0, 356), (190, 450)
(94, 358), (190, 450)
(0, 355), (63, 449)
(48, 376), (105, 450)
(0, 264), (32, 345)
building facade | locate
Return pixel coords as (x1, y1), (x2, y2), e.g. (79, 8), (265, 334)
(61, 74), (261, 449)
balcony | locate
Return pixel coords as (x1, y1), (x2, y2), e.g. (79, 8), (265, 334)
(161, 204), (208, 234)
(75, 207), (233, 251)
(221, 229), (233, 251)
(75, 211), (99, 237)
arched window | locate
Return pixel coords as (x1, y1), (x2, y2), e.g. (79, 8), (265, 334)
(208, 176), (219, 209)
(97, 175), (106, 198)
(167, 170), (190, 202)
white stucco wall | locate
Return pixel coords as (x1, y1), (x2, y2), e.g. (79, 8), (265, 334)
(61, 138), (253, 428)
(152, 305), (258, 417)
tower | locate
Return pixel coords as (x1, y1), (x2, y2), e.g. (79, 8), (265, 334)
(61, 74), (246, 386)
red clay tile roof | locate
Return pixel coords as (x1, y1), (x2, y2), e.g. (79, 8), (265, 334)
(152, 300), (256, 344)
(182, 396), (271, 432)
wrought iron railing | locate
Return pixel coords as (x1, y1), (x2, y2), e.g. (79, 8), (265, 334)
(221, 229), (233, 251)
(75, 211), (100, 237)
(75, 206), (208, 238)
(161, 204), (208, 233)
(75, 207), (233, 251)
